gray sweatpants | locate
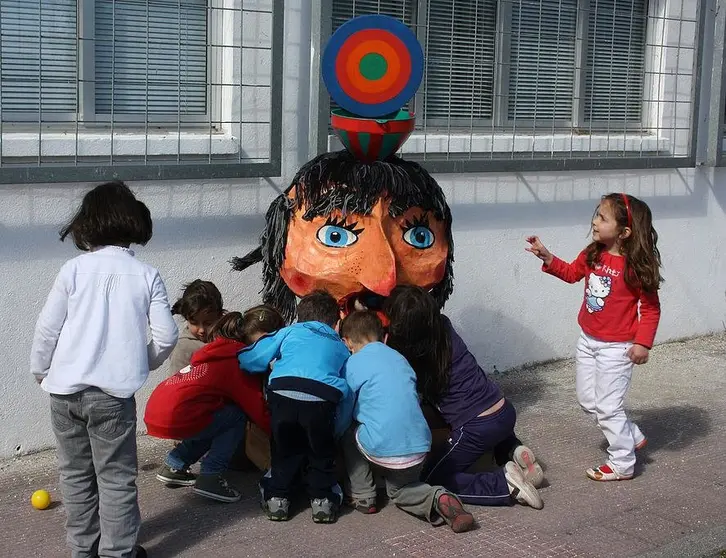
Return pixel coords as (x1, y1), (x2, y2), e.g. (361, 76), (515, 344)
(50, 388), (141, 558)
(341, 426), (448, 526)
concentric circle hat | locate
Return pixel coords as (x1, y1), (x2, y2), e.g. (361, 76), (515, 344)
(322, 15), (424, 161)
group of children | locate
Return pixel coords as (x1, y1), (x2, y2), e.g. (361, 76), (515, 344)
(30, 183), (662, 557)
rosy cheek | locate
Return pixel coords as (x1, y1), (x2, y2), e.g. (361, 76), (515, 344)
(281, 268), (315, 295)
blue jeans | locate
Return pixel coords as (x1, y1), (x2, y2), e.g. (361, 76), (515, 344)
(166, 405), (247, 475)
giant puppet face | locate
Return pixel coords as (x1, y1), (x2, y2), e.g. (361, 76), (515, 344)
(282, 189), (448, 308)
(232, 150), (453, 322)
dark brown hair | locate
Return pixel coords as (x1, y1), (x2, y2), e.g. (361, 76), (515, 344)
(208, 305), (284, 345)
(296, 290), (340, 327)
(60, 181), (152, 251)
(585, 193), (662, 292)
(171, 280), (224, 321)
(383, 286), (451, 404)
(340, 310), (385, 344)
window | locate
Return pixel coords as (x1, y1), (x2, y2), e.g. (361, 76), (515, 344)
(1, 0), (208, 123)
(0, 0), (283, 182)
(94, 0), (208, 119)
(331, 0), (649, 131)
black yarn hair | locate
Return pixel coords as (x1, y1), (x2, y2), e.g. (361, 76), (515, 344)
(230, 150), (455, 322)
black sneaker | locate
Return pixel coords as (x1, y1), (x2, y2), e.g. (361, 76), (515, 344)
(192, 473), (241, 503)
(156, 464), (196, 487)
(311, 497), (338, 524)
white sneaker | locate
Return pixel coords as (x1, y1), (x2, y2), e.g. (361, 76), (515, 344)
(513, 445), (545, 488)
(586, 463), (633, 482)
(504, 461), (544, 509)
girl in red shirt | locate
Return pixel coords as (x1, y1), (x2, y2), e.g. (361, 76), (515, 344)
(145, 305), (284, 502)
(526, 193), (662, 482)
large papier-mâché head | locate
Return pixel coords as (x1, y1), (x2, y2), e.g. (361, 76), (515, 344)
(231, 150), (453, 322)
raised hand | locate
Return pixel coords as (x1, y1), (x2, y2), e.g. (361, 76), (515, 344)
(525, 236), (554, 266)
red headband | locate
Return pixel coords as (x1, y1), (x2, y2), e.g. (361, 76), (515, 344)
(621, 193), (632, 227)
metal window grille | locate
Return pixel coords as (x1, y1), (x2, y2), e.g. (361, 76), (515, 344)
(324, 0), (703, 173)
(0, 0), (284, 184)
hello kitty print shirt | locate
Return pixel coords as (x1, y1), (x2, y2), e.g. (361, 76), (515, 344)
(543, 251), (660, 348)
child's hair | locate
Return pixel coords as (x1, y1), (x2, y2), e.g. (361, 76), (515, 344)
(242, 304), (286, 342)
(340, 310), (385, 344)
(208, 305), (284, 345)
(586, 193), (663, 292)
(383, 286), (451, 404)
(171, 280), (224, 321)
(59, 181), (153, 251)
(296, 290), (340, 327)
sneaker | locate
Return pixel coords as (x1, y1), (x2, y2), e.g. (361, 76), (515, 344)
(347, 496), (378, 514)
(192, 473), (241, 503)
(156, 464), (196, 487)
(635, 437), (648, 451)
(504, 461), (544, 509)
(311, 497), (339, 524)
(435, 492), (475, 533)
(262, 496), (290, 521)
(512, 445), (545, 488)
(586, 463), (633, 482)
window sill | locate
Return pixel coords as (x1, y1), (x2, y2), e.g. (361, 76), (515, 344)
(0, 129), (241, 158)
(328, 132), (670, 157)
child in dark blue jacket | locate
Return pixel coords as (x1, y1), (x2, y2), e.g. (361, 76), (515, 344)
(337, 311), (476, 534)
(237, 290), (351, 524)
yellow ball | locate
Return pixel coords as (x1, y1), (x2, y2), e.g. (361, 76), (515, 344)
(31, 489), (51, 510)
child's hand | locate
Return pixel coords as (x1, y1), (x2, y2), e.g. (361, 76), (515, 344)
(525, 236), (554, 266)
(627, 344), (650, 364)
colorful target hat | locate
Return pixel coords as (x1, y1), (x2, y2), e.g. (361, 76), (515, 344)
(322, 15), (424, 162)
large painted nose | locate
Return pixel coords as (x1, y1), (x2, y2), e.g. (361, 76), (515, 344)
(359, 247), (397, 296)
(356, 203), (397, 296)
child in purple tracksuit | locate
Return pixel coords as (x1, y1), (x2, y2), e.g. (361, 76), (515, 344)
(384, 286), (544, 509)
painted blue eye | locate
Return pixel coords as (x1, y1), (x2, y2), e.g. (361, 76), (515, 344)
(403, 226), (435, 249)
(316, 225), (359, 248)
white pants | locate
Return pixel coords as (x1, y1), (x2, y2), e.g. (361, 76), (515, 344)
(575, 332), (644, 476)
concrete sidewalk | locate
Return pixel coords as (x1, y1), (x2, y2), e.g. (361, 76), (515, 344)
(2, 335), (725, 558)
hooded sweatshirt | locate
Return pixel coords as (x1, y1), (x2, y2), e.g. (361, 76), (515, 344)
(144, 337), (270, 439)
(166, 324), (205, 375)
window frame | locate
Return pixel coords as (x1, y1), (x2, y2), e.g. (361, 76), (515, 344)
(0, 0), (285, 183)
(316, 0), (704, 173)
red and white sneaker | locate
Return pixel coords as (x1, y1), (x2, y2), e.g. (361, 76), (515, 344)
(634, 437), (648, 451)
(513, 445), (545, 488)
(586, 463), (633, 482)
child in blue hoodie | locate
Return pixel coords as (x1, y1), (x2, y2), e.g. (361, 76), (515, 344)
(237, 290), (351, 524)
(337, 311), (476, 534)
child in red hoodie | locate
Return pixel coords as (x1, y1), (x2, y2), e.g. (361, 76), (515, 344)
(145, 305), (284, 502)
